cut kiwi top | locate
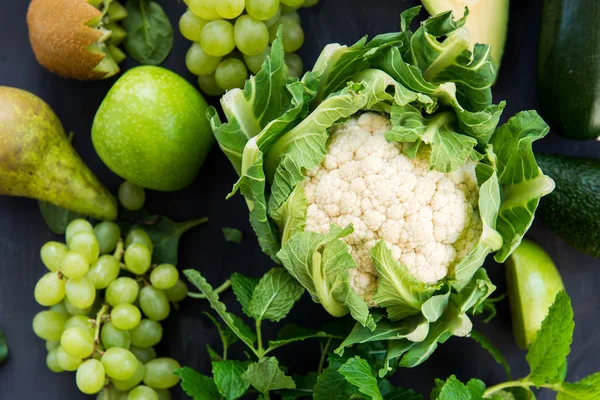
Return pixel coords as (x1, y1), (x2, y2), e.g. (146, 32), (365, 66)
(27, 0), (127, 80)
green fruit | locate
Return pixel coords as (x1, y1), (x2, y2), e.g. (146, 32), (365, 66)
(0, 87), (117, 220)
(92, 66), (213, 191)
(505, 239), (565, 349)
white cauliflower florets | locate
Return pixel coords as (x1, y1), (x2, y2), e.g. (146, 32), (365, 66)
(304, 112), (482, 303)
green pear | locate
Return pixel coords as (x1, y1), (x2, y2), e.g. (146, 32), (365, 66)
(0, 86), (117, 220)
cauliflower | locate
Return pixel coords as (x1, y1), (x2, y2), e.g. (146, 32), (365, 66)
(304, 113), (482, 303)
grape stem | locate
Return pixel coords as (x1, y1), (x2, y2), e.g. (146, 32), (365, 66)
(188, 279), (232, 299)
(113, 238), (124, 262)
(93, 304), (110, 352)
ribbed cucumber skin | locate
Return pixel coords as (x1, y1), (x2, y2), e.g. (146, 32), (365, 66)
(536, 153), (600, 257)
(538, 0), (600, 140)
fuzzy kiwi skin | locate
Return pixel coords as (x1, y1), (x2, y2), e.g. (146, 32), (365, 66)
(27, 0), (111, 80)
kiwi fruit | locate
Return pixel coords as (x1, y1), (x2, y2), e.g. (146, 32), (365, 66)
(27, 0), (128, 80)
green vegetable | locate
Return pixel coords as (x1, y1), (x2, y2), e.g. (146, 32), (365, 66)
(123, 0), (173, 65)
(222, 228), (243, 244)
(210, 7), (553, 366)
(536, 153), (600, 257)
(538, 0), (600, 140)
(0, 329), (7, 365)
(506, 239), (565, 349)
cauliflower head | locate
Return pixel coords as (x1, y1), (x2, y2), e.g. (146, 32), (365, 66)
(304, 113), (482, 303)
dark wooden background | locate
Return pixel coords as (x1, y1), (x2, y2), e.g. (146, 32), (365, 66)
(0, 0), (599, 398)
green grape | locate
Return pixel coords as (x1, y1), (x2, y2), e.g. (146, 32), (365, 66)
(46, 348), (64, 373)
(61, 327), (95, 358)
(34, 272), (66, 306)
(163, 279), (188, 302)
(125, 229), (154, 253)
(285, 52), (303, 78)
(40, 241), (68, 272)
(130, 319), (162, 348)
(128, 385), (159, 400)
(282, 10), (301, 24)
(149, 264), (179, 290)
(66, 219), (94, 244)
(125, 244), (152, 275)
(102, 347), (138, 380)
(64, 315), (95, 337)
(63, 297), (92, 316)
(56, 346), (83, 371)
(302, 0), (319, 6)
(197, 73), (225, 97)
(87, 255), (121, 289)
(139, 286), (170, 321)
(33, 310), (69, 341)
(97, 387), (124, 400)
(215, 0), (244, 19)
(269, 16), (304, 52)
(280, 2), (301, 11)
(143, 358), (181, 389)
(49, 302), (69, 315)
(111, 304), (142, 330)
(264, 8), (281, 28)
(129, 345), (157, 364)
(179, 10), (206, 42)
(94, 222), (121, 254)
(215, 58), (248, 90)
(186, 43), (222, 76)
(188, 0), (220, 20)
(106, 277), (140, 306)
(119, 181), (146, 211)
(76, 359), (106, 394)
(112, 360), (145, 391)
(243, 45), (270, 75)
(46, 340), (60, 351)
(200, 20), (235, 57)
(155, 389), (172, 400)
(246, 0), (279, 20)
(65, 277), (96, 309)
(234, 15), (269, 56)
(69, 231), (100, 264)
(101, 322), (131, 350)
(60, 251), (90, 279)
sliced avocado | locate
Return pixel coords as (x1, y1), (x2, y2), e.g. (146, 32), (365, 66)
(421, 0), (509, 67)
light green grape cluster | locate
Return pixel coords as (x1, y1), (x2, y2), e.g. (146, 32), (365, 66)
(180, 0), (317, 96)
(33, 218), (189, 399)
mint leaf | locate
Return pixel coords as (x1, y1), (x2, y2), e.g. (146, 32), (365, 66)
(276, 373), (318, 400)
(212, 360), (250, 400)
(466, 379), (486, 398)
(470, 330), (511, 378)
(0, 329), (7, 365)
(434, 375), (471, 400)
(206, 344), (222, 362)
(505, 387), (536, 400)
(242, 357), (295, 395)
(204, 313), (239, 357)
(223, 228), (243, 244)
(313, 365), (360, 400)
(184, 270), (256, 349)
(382, 387), (423, 400)
(175, 367), (223, 400)
(248, 268), (305, 322)
(555, 372), (600, 400)
(338, 356), (383, 400)
(526, 291), (574, 386)
(267, 324), (335, 352)
(38, 201), (84, 235)
(230, 273), (259, 318)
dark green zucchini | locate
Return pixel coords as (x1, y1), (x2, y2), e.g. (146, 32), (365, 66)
(538, 0), (600, 140)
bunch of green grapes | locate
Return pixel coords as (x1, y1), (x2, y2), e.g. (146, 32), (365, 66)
(32, 213), (189, 399)
(180, 0), (318, 96)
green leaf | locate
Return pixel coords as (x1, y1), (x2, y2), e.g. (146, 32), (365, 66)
(175, 367), (223, 400)
(504, 387), (536, 400)
(230, 273), (259, 318)
(0, 329), (7, 365)
(313, 365), (360, 400)
(470, 330), (511, 378)
(338, 356), (383, 400)
(206, 344), (222, 362)
(184, 270), (256, 350)
(526, 291), (574, 386)
(270, 183), (307, 247)
(135, 216), (207, 265)
(212, 360), (250, 400)
(466, 379), (487, 398)
(433, 375), (471, 400)
(204, 313), (239, 358)
(248, 268), (305, 322)
(380, 340), (414, 378)
(267, 324), (336, 352)
(38, 201), (84, 235)
(452, 268), (497, 314)
(555, 372), (600, 400)
(490, 111), (555, 262)
(123, 0), (173, 65)
(383, 387), (423, 400)
(276, 373), (318, 400)
(242, 357), (295, 395)
(371, 241), (437, 322)
(222, 228), (243, 244)
(421, 285), (451, 323)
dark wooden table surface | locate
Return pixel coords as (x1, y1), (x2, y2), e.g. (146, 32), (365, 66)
(0, 0), (599, 398)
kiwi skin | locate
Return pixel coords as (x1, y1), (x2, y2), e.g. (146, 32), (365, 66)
(27, 0), (111, 80)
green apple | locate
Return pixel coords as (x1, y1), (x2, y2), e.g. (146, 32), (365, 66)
(92, 66), (213, 191)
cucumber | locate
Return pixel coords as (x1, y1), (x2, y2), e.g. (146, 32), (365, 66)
(538, 0), (600, 140)
(536, 153), (600, 257)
